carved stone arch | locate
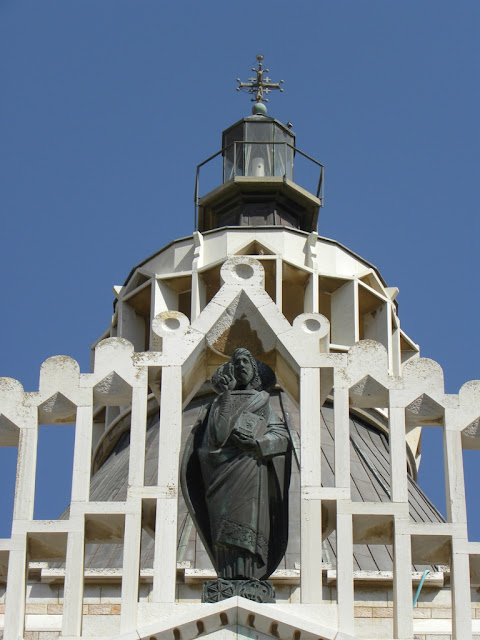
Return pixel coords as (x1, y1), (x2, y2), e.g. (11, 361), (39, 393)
(206, 289), (278, 359)
(176, 281), (331, 581)
(204, 287), (307, 402)
(195, 260), (332, 403)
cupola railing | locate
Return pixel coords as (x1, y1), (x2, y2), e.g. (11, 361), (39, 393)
(194, 141), (324, 230)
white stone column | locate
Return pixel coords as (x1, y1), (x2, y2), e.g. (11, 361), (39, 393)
(392, 528), (413, 639)
(70, 405), (93, 503)
(389, 397), (413, 637)
(62, 527), (85, 637)
(381, 303), (393, 372)
(191, 230), (205, 321)
(152, 365), (182, 602)
(391, 322), (402, 377)
(191, 270), (206, 321)
(300, 367), (323, 603)
(128, 384), (148, 490)
(336, 510), (354, 635)
(122, 377), (147, 629)
(4, 534), (27, 640)
(62, 405), (93, 636)
(304, 273), (319, 313)
(445, 411), (471, 639)
(13, 427), (37, 520)
(451, 542), (472, 640)
(444, 419), (468, 525)
(5, 425), (37, 640)
(121, 509), (142, 632)
(388, 401), (408, 503)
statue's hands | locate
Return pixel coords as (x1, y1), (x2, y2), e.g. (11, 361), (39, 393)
(216, 374), (236, 393)
(231, 432), (260, 456)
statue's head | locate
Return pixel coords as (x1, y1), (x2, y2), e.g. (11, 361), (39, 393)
(231, 348), (261, 390)
(211, 350), (276, 394)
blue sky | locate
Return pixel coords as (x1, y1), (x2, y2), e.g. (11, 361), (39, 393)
(0, 1), (479, 539)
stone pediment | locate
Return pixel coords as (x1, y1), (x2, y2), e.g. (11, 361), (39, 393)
(117, 598), (357, 640)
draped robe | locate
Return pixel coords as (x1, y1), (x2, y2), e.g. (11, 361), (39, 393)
(181, 389), (291, 580)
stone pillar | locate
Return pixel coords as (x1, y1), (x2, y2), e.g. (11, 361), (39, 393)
(128, 383), (148, 490)
(444, 417), (468, 525)
(392, 527), (413, 639)
(336, 509), (354, 635)
(13, 427), (37, 520)
(63, 405), (92, 636)
(70, 405), (93, 503)
(389, 401), (408, 503)
(300, 367), (323, 603)
(121, 509), (142, 632)
(62, 527), (85, 637)
(4, 535), (28, 640)
(152, 365), (182, 602)
(389, 397), (413, 638)
(451, 542), (472, 640)
(5, 425), (37, 640)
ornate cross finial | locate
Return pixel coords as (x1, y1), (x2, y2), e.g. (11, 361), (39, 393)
(236, 55), (284, 115)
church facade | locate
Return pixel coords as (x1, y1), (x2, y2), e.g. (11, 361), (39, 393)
(1, 59), (479, 640)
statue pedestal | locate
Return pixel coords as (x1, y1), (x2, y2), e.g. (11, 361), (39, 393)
(202, 578), (275, 603)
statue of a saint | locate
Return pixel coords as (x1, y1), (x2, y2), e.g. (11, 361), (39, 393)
(181, 348), (291, 580)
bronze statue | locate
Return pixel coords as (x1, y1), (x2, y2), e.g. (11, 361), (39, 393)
(181, 349), (291, 581)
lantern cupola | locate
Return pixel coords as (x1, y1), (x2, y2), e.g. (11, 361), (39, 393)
(195, 55), (324, 234)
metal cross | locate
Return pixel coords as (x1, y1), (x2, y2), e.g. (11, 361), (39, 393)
(236, 55), (284, 104)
